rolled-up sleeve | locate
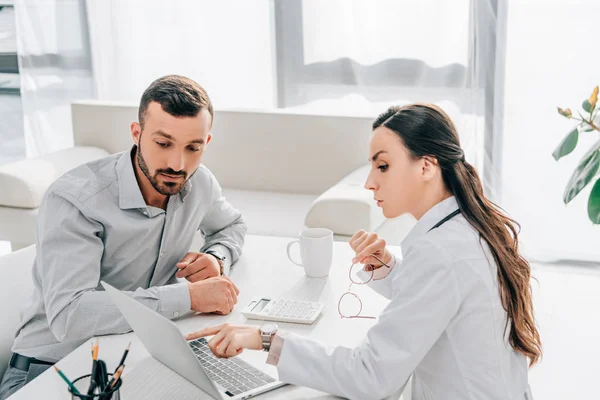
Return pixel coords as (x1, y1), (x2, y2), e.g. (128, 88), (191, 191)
(356, 253), (398, 300)
(38, 192), (191, 342)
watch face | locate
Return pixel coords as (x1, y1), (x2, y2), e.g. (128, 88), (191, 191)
(261, 323), (278, 334)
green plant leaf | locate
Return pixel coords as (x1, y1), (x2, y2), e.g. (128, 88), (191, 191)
(583, 100), (592, 113)
(552, 127), (579, 161)
(579, 139), (600, 163)
(588, 178), (600, 224)
(563, 141), (600, 204)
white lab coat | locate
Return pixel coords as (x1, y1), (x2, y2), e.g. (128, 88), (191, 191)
(275, 197), (532, 400)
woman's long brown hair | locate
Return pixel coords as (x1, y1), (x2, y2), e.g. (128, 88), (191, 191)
(373, 104), (542, 366)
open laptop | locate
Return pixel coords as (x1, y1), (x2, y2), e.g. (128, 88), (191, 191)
(101, 281), (286, 399)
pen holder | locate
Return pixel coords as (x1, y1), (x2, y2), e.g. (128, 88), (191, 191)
(68, 374), (122, 400)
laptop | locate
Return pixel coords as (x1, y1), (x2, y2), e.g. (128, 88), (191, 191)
(101, 281), (286, 399)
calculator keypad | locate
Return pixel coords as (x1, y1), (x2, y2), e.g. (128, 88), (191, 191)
(265, 299), (321, 320)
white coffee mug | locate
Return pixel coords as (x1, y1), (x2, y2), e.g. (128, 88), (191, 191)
(286, 228), (333, 277)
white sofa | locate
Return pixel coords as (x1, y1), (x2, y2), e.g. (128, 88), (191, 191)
(0, 245), (35, 378)
(0, 101), (416, 251)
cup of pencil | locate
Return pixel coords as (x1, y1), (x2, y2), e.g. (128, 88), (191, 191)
(54, 339), (130, 400)
(67, 372), (122, 400)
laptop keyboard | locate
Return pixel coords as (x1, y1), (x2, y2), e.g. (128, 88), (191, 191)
(189, 338), (276, 396)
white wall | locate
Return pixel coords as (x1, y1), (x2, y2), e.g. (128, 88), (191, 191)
(501, 0), (600, 261)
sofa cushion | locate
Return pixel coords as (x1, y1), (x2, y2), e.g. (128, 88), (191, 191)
(221, 189), (318, 238)
(0, 206), (38, 249)
(304, 165), (386, 236)
(0, 146), (110, 209)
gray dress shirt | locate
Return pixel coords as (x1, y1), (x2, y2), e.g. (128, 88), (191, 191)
(11, 148), (247, 361)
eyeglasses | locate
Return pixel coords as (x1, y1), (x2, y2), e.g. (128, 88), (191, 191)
(338, 254), (391, 319)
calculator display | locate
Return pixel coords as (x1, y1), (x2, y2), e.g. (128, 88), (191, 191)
(252, 299), (270, 312)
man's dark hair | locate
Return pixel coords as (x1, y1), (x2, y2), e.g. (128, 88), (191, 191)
(138, 75), (213, 129)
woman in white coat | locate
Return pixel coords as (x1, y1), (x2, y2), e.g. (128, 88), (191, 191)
(186, 104), (542, 400)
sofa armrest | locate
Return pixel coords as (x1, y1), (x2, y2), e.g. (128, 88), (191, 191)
(0, 146), (110, 209)
(305, 165), (386, 236)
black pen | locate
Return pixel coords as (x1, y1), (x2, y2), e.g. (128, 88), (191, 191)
(96, 360), (109, 400)
(97, 360), (108, 391)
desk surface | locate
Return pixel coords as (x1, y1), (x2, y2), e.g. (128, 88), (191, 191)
(10, 235), (397, 400)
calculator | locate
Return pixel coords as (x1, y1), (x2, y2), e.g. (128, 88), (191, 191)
(241, 297), (325, 324)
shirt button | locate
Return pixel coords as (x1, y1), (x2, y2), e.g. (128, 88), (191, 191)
(143, 211), (148, 216)
(173, 311), (179, 317)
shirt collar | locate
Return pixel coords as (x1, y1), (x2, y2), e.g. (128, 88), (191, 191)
(117, 146), (192, 211)
(179, 173), (192, 200)
(400, 196), (460, 254)
(117, 148), (147, 210)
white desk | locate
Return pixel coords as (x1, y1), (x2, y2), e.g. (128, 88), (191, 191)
(10, 235), (401, 399)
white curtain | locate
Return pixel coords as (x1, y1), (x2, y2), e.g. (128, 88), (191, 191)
(301, 1), (470, 67)
(275, 0), (504, 193)
(86, 1), (500, 187)
(501, 0), (600, 262)
(14, 0), (95, 158)
(0, 4), (24, 165)
(85, 0), (276, 109)
(85, 0), (504, 191)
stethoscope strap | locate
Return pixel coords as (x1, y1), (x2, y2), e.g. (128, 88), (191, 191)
(427, 209), (461, 232)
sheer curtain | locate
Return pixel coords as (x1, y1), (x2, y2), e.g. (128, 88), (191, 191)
(0, 4), (24, 165)
(274, 0), (507, 196)
(85, 0), (276, 109)
(501, 0), (600, 262)
(85, 0), (504, 190)
(14, 0), (94, 157)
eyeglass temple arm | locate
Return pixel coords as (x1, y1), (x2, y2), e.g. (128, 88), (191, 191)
(370, 254), (392, 268)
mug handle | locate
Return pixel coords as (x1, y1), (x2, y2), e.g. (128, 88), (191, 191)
(286, 240), (303, 266)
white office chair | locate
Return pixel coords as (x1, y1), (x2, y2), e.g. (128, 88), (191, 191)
(0, 245), (36, 378)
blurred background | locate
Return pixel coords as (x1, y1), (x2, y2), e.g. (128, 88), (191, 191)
(1, 1), (599, 398)
(2, 0), (599, 264)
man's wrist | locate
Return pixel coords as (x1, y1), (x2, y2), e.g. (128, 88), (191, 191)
(187, 282), (196, 311)
(205, 252), (224, 275)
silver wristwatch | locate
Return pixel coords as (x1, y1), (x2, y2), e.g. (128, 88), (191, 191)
(259, 323), (278, 351)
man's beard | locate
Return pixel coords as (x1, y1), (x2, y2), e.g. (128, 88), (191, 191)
(137, 143), (188, 196)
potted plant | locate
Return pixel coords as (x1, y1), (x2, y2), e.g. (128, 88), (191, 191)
(553, 86), (600, 224)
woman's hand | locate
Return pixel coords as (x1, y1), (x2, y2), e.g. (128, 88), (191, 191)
(349, 230), (392, 271)
(185, 324), (263, 358)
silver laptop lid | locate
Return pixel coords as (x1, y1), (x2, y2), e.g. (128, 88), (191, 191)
(101, 281), (223, 399)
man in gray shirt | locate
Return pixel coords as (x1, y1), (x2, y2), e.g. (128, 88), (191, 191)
(0, 75), (247, 399)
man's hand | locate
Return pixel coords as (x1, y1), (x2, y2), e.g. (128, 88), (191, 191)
(176, 252), (221, 282)
(185, 324), (263, 358)
(188, 276), (240, 315)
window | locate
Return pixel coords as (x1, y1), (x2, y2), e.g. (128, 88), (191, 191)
(0, 2), (24, 165)
(274, 0), (506, 198)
